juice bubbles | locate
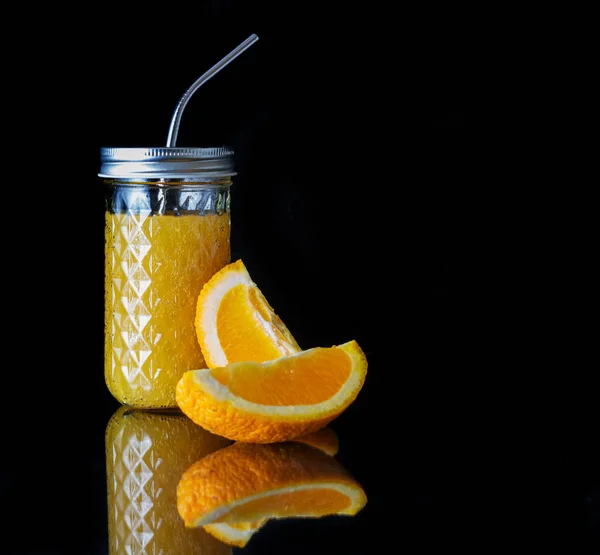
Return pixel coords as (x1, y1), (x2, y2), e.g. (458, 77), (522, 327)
(101, 147), (235, 408)
(105, 406), (231, 554)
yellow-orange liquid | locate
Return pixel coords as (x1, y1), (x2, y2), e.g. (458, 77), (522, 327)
(105, 211), (230, 408)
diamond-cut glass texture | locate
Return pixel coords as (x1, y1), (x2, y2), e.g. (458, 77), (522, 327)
(105, 185), (230, 408)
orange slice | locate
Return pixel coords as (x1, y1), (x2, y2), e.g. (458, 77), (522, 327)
(175, 340), (367, 443)
(177, 442), (367, 542)
(202, 427), (339, 546)
(195, 259), (301, 368)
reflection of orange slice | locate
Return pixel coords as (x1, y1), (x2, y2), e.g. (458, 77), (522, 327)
(195, 259), (301, 368)
(203, 520), (267, 548)
(177, 442), (367, 546)
(176, 340), (367, 443)
(292, 426), (339, 456)
(202, 428), (339, 547)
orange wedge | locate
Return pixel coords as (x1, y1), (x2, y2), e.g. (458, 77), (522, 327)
(195, 259), (301, 368)
(202, 427), (340, 546)
(177, 442), (367, 544)
(175, 340), (367, 443)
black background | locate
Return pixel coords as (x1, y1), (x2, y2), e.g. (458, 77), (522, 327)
(3, 2), (596, 553)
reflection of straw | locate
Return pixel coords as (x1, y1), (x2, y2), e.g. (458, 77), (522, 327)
(166, 34), (259, 147)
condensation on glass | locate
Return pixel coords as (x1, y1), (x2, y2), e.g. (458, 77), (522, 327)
(100, 147), (235, 409)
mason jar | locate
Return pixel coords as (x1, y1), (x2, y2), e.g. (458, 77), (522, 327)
(100, 147), (233, 408)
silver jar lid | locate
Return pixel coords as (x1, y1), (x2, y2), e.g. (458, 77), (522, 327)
(99, 147), (236, 178)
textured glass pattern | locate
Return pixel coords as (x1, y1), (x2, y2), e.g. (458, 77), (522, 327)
(104, 185), (231, 408)
(105, 407), (231, 554)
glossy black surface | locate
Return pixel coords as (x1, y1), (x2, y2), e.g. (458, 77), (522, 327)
(4, 344), (599, 554)
(4, 2), (596, 553)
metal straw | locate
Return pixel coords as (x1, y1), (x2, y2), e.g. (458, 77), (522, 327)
(166, 34), (260, 147)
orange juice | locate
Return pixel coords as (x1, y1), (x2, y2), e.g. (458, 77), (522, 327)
(105, 406), (231, 554)
(105, 210), (230, 408)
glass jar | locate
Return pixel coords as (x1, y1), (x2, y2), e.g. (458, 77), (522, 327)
(101, 147), (234, 408)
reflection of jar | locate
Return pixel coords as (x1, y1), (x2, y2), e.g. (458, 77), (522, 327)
(101, 148), (234, 408)
(105, 406), (231, 554)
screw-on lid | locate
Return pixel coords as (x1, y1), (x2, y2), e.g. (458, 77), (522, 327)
(99, 147), (236, 179)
